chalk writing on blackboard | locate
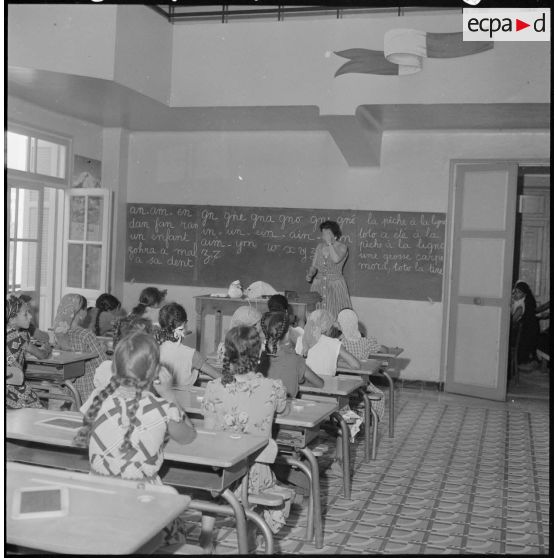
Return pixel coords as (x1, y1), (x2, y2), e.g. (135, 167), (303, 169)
(125, 204), (446, 301)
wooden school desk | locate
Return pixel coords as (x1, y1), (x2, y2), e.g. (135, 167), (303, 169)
(25, 350), (98, 409)
(298, 374), (365, 497)
(337, 348), (404, 439)
(170, 387), (337, 549)
(6, 408), (268, 555)
(194, 295), (317, 351)
(7, 461), (191, 555)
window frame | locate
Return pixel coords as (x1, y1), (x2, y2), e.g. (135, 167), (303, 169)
(8, 122), (71, 186)
(7, 122), (72, 327)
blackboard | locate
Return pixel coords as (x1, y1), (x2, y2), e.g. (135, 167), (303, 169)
(125, 204), (446, 301)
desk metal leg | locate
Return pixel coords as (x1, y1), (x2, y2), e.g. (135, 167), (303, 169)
(214, 310), (223, 351)
(359, 388), (371, 461)
(221, 488), (249, 554)
(282, 455), (314, 542)
(299, 448), (323, 549)
(196, 310), (203, 352)
(378, 370), (395, 438)
(331, 412), (351, 499)
(370, 406), (379, 460)
(63, 380), (82, 410)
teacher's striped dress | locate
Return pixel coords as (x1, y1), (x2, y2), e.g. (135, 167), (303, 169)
(310, 248), (352, 318)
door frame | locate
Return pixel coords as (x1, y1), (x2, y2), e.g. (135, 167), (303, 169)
(440, 158), (550, 396)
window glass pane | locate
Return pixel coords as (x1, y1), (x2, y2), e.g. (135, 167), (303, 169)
(67, 244), (84, 288)
(84, 245), (102, 290)
(17, 189), (40, 239)
(36, 138), (67, 179)
(10, 189), (17, 237)
(69, 196), (85, 240)
(7, 132), (28, 171)
(8, 240), (16, 291)
(15, 241), (38, 292)
(87, 196), (104, 241)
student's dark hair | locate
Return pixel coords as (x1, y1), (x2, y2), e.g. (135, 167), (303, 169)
(131, 287), (167, 317)
(261, 311), (290, 356)
(74, 332), (159, 451)
(6, 296), (25, 324)
(113, 316), (153, 348)
(267, 294), (289, 313)
(319, 220), (342, 240)
(93, 293), (121, 336)
(155, 303), (187, 344)
(221, 326), (261, 386)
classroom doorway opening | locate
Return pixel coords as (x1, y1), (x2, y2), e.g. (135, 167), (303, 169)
(507, 166), (550, 401)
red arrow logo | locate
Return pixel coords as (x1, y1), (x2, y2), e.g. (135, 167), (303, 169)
(516, 18), (530, 31)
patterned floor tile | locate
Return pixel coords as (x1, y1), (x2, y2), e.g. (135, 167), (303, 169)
(156, 391), (548, 555)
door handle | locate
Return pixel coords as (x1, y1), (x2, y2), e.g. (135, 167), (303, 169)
(473, 297), (483, 305)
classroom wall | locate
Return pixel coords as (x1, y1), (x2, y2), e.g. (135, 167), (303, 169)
(8, 4), (118, 80)
(113, 6), (173, 104)
(170, 14), (551, 114)
(122, 128), (550, 381)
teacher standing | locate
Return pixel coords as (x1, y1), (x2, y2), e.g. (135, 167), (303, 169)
(306, 220), (352, 317)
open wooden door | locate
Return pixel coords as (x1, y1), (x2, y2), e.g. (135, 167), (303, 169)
(445, 162), (518, 400)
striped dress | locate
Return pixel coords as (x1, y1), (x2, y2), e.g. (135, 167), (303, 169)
(310, 244), (352, 318)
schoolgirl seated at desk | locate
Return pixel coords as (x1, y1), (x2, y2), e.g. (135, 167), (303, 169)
(6, 296), (51, 410)
(75, 331), (196, 547)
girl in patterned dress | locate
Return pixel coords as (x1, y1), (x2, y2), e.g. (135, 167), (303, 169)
(6, 296), (51, 409)
(53, 293), (108, 403)
(201, 326), (293, 550)
(306, 220), (352, 318)
(75, 331), (196, 545)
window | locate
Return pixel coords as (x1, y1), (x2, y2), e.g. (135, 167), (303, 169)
(7, 125), (70, 329)
(63, 189), (111, 301)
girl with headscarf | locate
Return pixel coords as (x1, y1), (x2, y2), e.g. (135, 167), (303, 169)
(53, 293), (108, 402)
(337, 308), (388, 420)
(337, 308), (387, 360)
(295, 309), (360, 376)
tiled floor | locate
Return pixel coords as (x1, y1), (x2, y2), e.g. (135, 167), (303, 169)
(162, 380), (550, 555)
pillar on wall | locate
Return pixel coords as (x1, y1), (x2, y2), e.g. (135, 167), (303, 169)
(101, 127), (129, 301)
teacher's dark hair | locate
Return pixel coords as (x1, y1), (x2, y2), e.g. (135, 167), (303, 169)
(320, 220), (341, 240)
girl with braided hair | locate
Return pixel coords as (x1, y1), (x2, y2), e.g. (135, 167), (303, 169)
(6, 296), (51, 409)
(83, 293), (125, 337)
(154, 302), (219, 388)
(201, 326), (293, 549)
(259, 311), (324, 398)
(75, 331), (196, 482)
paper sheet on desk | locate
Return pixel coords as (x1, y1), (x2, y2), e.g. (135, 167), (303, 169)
(210, 293), (228, 297)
